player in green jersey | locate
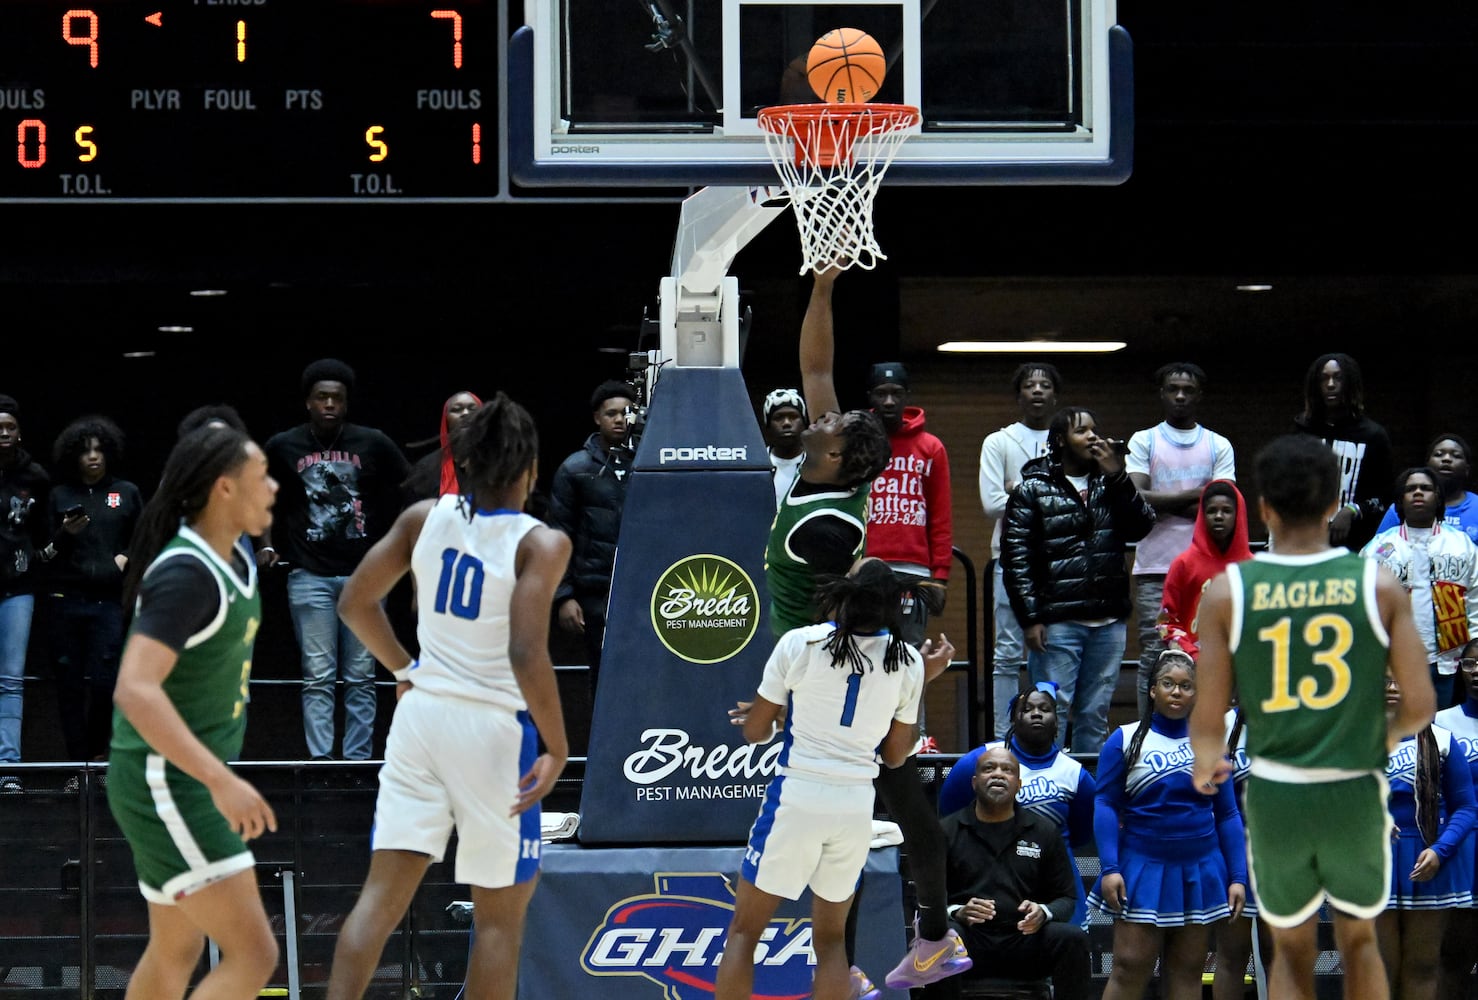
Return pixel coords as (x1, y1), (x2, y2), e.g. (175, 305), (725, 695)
(107, 423), (281, 1000)
(1191, 433), (1433, 1000)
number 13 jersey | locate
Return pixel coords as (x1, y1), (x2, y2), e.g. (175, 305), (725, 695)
(1227, 551), (1389, 775)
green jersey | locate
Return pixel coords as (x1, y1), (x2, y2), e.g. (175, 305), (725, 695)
(110, 530), (261, 762)
(765, 477), (869, 637)
(1228, 550), (1389, 775)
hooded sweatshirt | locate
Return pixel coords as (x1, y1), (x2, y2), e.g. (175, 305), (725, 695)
(1159, 479), (1252, 654)
(865, 405), (953, 580)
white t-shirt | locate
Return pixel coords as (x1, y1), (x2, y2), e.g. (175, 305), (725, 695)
(770, 450), (804, 510)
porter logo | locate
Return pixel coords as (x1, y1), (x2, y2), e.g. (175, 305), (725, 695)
(651, 554), (759, 664)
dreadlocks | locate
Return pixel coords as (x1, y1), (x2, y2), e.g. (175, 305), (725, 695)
(813, 558), (910, 676)
(450, 392), (538, 518)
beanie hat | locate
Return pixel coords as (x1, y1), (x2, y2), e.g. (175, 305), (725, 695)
(763, 388), (807, 424)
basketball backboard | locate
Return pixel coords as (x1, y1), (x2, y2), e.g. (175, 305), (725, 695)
(510, 0), (1131, 187)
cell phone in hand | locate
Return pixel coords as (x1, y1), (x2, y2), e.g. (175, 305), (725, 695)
(64, 504), (85, 518)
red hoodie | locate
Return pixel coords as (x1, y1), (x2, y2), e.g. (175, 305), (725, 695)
(1159, 478), (1252, 654)
(865, 406), (954, 579)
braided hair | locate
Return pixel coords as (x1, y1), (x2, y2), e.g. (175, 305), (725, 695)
(1003, 683), (1060, 752)
(835, 410), (892, 488)
(813, 558), (910, 676)
(448, 391), (538, 517)
(123, 423), (255, 610)
(1125, 648), (1197, 769)
(1414, 726), (1441, 847)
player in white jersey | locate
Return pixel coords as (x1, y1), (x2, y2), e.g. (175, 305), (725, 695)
(716, 558), (956, 1000)
(325, 394), (571, 1000)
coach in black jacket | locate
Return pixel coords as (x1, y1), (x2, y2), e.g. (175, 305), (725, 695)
(1000, 405), (1154, 754)
(928, 746), (1090, 1000)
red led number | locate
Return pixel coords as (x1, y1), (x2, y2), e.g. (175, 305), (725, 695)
(431, 10), (462, 68)
(63, 9), (100, 68)
(471, 123), (481, 164)
(17, 120), (46, 169)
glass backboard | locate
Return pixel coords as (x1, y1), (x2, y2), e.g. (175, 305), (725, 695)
(510, 0), (1131, 186)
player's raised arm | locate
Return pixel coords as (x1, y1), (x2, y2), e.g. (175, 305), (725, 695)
(798, 264), (842, 419)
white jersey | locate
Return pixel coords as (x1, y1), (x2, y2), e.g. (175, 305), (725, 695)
(405, 495), (540, 712)
(757, 623), (923, 785)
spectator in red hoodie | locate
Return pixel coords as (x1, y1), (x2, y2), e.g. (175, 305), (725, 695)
(864, 361), (953, 649)
(1158, 479), (1252, 657)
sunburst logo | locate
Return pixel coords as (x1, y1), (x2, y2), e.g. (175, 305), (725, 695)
(650, 554), (759, 664)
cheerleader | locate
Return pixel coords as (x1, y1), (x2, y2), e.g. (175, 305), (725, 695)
(1378, 672), (1477, 1000)
(938, 681), (1096, 925)
(1435, 640), (1478, 999)
(1088, 649), (1247, 1000)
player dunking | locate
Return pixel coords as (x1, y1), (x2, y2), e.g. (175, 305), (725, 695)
(325, 394), (571, 1000)
(106, 423), (281, 1000)
(766, 262), (968, 997)
(1190, 434), (1435, 1000)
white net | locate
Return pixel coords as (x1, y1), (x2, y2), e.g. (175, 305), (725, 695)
(758, 104), (920, 275)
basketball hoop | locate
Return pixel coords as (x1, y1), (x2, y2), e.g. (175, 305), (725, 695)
(757, 102), (920, 274)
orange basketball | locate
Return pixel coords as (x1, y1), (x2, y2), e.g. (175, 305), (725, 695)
(806, 28), (885, 104)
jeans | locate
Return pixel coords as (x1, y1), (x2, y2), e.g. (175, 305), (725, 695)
(287, 569), (378, 760)
(991, 566), (1026, 739)
(47, 593), (124, 761)
(1133, 575), (1167, 717)
(1028, 619), (1126, 756)
(0, 593), (35, 764)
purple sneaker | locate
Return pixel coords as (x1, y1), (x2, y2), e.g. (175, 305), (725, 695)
(883, 927), (971, 989)
(849, 965), (881, 1000)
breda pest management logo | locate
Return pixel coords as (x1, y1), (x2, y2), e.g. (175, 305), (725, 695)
(651, 555), (759, 663)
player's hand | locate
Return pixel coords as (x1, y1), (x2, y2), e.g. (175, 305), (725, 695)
(1192, 756), (1234, 795)
(1016, 899), (1047, 934)
(1228, 882), (1246, 920)
(513, 752), (567, 816)
(1100, 873), (1128, 913)
(395, 679), (412, 702)
(729, 700), (785, 732)
(956, 896), (995, 926)
(920, 634), (956, 684)
(1410, 848), (1441, 882)
(210, 772), (278, 841)
(557, 598), (585, 633)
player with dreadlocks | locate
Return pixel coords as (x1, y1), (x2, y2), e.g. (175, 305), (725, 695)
(326, 393), (571, 1000)
(1375, 671), (1477, 1000)
(766, 261), (968, 997)
(719, 557), (953, 1000)
(1089, 648), (1247, 1000)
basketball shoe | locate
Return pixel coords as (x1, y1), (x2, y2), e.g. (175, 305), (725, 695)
(883, 918), (971, 990)
(849, 965), (881, 1000)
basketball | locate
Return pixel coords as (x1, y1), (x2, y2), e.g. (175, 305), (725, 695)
(806, 28), (885, 104)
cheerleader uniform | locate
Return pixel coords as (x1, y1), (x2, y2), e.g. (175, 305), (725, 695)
(939, 736), (1097, 925)
(1087, 713), (1247, 926)
(1385, 724), (1477, 909)
(1434, 701), (1478, 908)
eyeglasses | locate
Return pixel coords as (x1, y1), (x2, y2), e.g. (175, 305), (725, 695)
(1156, 678), (1196, 694)
(1459, 658), (1478, 668)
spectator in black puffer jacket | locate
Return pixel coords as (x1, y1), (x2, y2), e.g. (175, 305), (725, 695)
(1001, 406), (1155, 756)
(547, 380), (640, 695)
